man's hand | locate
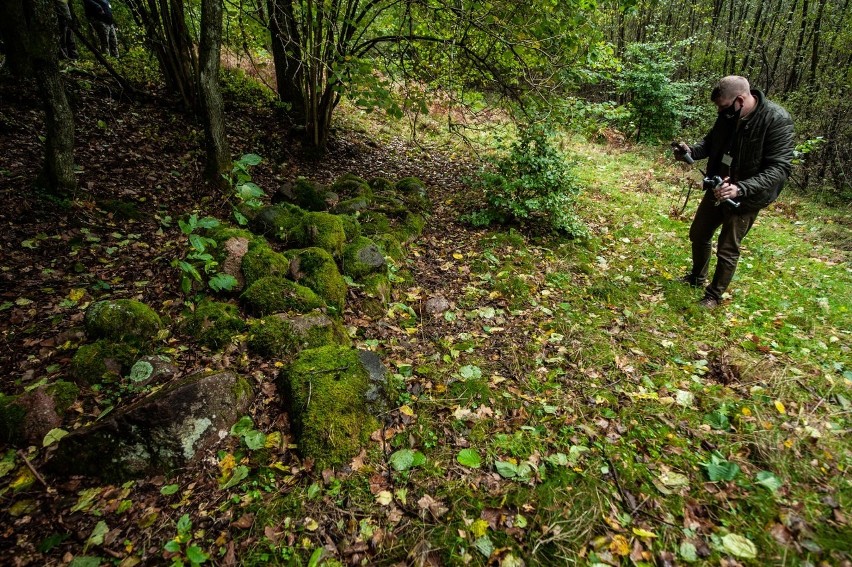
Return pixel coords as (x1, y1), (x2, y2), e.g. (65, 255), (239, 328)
(672, 141), (691, 162)
(714, 180), (740, 201)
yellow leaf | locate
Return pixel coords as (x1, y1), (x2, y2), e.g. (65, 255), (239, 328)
(264, 431), (282, 449)
(741, 407), (752, 416)
(405, 327), (419, 335)
(69, 288), (86, 302)
(632, 527), (657, 538)
(774, 400), (787, 414)
(219, 453), (236, 477)
(452, 253), (464, 260)
(399, 405), (415, 417)
(376, 491), (393, 506)
(471, 519), (489, 538)
(610, 534), (630, 556)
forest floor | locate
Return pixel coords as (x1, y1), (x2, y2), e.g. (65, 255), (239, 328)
(0, 71), (850, 567)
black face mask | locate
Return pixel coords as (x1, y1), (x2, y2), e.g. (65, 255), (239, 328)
(719, 99), (742, 120)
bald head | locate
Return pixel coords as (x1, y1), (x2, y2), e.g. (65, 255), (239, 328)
(711, 76), (750, 103)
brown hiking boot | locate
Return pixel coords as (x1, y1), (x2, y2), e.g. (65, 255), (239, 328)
(698, 296), (720, 309)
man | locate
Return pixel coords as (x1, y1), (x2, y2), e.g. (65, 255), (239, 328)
(83, 0), (118, 57)
(55, 0), (79, 60)
(673, 76), (794, 308)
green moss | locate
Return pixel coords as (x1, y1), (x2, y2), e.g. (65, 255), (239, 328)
(397, 212), (426, 242)
(241, 276), (325, 316)
(396, 177), (427, 194)
(338, 214), (362, 242)
(332, 197), (371, 216)
(286, 248), (347, 312)
(361, 273), (392, 318)
(373, 234), (405, 262)
(332, 174), (372, 199)
(84, 300), (162, 345)
(291, 212), (346, 257)
(231, 376), (254, 404)
(368, 177), (395, 193)
(45, 380), (80, 413)
(247, 316), (299, 358)
(373, 195), (409, 218)
(241, 243), (291, 286)
(359, 211), (393, 236)
(342, 236), (386, 280)
(181, 299), (246, 349)
(293, 178), (329, 212)
(205, 225), (257, 247)
(281, 346), (382, 469)
(249, 204), (305, 240)
(70, 340), (142, 386)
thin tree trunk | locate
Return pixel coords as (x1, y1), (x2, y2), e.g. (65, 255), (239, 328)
(268, 0), (305, 117)
(199, 0), (230, 183)
(24, 0), (76, 194)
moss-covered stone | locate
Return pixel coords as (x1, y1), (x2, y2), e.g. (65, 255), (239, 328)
(249, 204), (305, 240)
(338, 215), (362, 242)
(241, 243), (291, 286)
(291, 212), (346, 257)
(248, 312), (348, 358)
(46, 380), (80, 414)
(286, 248), (347, 312)
(397, 212), (426, 242)
(204, 225), (257, 247)
(241, 276), (325, 316)
(181, 299), (246, 349)
(368, 177), (395, 193)
(331, 196), (371, 216)
(359, 211), (393, 236)
(70, 340), (142, 386)
(280, 346), (386, 469)
(373, 195), (408, 218)
(361, 273), (392, 318)
(373, 233), (405, 262)
(396, 177), (430, 211)
(342, 236), (386, 280)
(331, 174), (372, 199)
(292, 178), (329, 212)
(84, 300), (162, 345)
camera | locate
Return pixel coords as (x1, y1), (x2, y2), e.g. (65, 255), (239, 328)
(703, 175), (740, 208)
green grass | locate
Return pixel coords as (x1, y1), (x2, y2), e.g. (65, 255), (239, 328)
(231, 124), (850, 564)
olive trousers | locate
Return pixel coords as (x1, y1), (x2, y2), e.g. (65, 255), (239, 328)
(688, 192), (760, 300)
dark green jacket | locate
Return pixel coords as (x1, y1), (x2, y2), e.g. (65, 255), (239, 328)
(691, 89), (795, 212)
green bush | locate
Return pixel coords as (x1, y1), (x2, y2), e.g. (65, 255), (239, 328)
(469, 124), (587, 237)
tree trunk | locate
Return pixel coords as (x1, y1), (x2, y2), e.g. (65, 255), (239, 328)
(24, 0), (76, 194)
(268, 0), (305, 118)
(0, 0), (34, 77)
(198, 0), (230, 184)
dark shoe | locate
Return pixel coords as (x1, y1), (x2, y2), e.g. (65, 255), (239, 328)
(698, 296), (719, 309)
(680, 274), (706, 288)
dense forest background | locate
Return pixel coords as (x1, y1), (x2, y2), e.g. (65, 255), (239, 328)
(1, 0), (850, 199)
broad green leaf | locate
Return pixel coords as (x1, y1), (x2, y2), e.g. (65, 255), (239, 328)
(220, 465), (249, 490)
(546, 453), (569, 466)
(389, 449), (425, 471)
(42, 428), (68, 447)
(160, 484), (179, 496)
(721, 533), (757, 558)
(307, 547), (324, 567)
(755, 471), (782, 492)
(230, 416), (254, 437)
(459, 365), (482, 380)
(196, 217), (220, 229)
(679, 541), (698, 562)
(239, 153), (262, 166)
(177, 513), (192, 534)
(473, 535), (494, 558)
(0, 450), (16, 478)
(457, 449), (482, 468)
(209, 273), (238, 292)
(84, 521), (109, 550)
(495, 461), (518, 478)
(189, 233), (208, 253)
(704, 409), (730, 430)
(703, 454), (740, 482)
(164, 540), (181, 553)
(186, 545), (209, 564)
(71, 488), (102, 513)
(243, 430), (266, 450)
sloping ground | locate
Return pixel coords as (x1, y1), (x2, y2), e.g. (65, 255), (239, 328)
(1, 75), (850, 566)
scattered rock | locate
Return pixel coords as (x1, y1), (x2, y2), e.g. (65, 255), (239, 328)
(342, 236), (386, 280)
(48, 371), (254, 481)
(84, 299), (162, 345)
(219, 237), (250, 290)
(424, 295), (450, 316)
